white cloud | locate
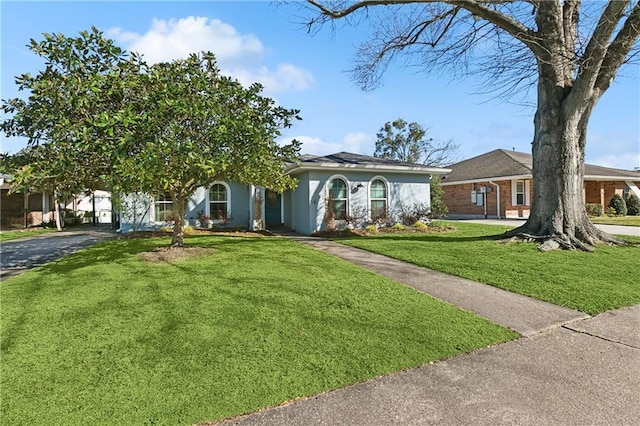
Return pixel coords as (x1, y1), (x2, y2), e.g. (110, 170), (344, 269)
(588, 152), (640, 170)
(280, 132), (376, 156)
(107, 16), (313, 93)
(231, 63), (315, 93)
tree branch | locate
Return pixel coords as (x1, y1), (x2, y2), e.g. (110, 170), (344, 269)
(595, 0), (640, 93)
(307, 0), (539, 51)
(576, 0), (630, 88)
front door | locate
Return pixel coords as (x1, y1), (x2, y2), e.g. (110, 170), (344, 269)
(264, 189), (282, 227)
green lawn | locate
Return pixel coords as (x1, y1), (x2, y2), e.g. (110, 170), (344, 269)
(590, 215), (640, 226)
(0, 227), (56, 242)
(337, 221), (640, 315)
(0, 234), (516, 425)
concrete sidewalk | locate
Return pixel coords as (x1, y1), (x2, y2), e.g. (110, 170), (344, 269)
(279, 234), (588, 337)
(222, 306), (639, 425)
(218, 233), (639, 425)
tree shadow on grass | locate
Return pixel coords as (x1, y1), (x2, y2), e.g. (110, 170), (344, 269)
(36, 234), (274, 276)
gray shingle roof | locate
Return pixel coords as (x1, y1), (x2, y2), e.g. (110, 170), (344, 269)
(289, 152), (451, 174)
(443, 149), (640, 183)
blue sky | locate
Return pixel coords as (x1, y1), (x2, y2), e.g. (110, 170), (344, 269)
(1, 1), (639, 169)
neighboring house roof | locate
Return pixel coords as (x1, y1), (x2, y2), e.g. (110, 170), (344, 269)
(442, 149), (640, 184)
(287, 152), (451, 175)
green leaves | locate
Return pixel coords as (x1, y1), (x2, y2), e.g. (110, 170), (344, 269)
(2, 28), (301, 245)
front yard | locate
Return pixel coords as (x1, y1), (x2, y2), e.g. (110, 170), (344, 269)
(337, 221), (640, 315)
(0, 234), (516, 425)
(590, 215), (640, 226)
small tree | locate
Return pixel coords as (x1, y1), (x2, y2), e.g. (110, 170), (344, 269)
(625, 193), (640, 215)
(429, 175), (448, 219)
(2, 29), (301, 248)
(608, 194), (628, 216)
(374, 118), (460, 166)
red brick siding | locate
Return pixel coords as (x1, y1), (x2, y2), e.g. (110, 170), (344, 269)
(443, 180), (533, 218)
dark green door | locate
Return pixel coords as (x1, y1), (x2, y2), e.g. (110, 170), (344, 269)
(265, 190), (282, 227)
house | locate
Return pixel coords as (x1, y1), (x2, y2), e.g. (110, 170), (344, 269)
(0, 174), (55, 229)
(441, 149), (640, 219)
(119, 152), (451, 234)
(66, 190), (113, 224)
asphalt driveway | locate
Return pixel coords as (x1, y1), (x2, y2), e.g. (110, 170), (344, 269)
(0, 226), (116, 280)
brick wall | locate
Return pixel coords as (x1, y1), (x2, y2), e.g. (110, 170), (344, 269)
(584, 180), (640, 211)
(1, 190), (54, 228)
(443, 180), (533, 218)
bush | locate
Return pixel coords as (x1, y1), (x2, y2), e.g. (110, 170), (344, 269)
(397, 202), (430, 226)
(626, 193), (640, 216)
(608, 194), (627, 216)
(413, 220), (428, 230)
(365, 224), (378, 234)
(392, 223), (406, 231)
(585, 203), (603, 217)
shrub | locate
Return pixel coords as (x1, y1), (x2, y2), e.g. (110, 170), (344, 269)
(413, 220), (428, 230)
(397, 202), (430, 226)
(585, 203), (603, 217)
(429, 176), (449, 219)
(365, 224), (378, 234)
(626, 193), (640, 216)
(392, 223), (406, 231)
(608, 194), (627, 216)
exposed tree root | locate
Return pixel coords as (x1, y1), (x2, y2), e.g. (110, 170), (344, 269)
(501, 222), (626, 252)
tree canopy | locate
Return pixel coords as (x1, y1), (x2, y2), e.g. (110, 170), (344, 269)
(374, 118), (459, 166)
(1, 28), (301, 246)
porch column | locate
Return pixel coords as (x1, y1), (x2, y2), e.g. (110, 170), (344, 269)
(599, 182), (605, 213)
(24, 193), (29, 228)
(42, 193), (50, 222)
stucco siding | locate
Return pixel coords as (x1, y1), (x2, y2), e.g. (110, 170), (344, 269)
(305, 170), (431, 233)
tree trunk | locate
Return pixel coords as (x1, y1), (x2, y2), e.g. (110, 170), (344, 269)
(170, 195), (187, 248)
(506, 75), (621, 250)
(54, 191), (63, 231)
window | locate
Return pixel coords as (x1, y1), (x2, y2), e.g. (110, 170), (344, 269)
(515, 181), (525, 205)
(370, 179), (387, 220)
(209, 183), (229, 221)
(329, 178), (348, 220)
(511, 180), (530, 206)
(154, 193), (173, 221)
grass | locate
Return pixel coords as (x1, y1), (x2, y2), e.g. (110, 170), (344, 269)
(336, 221), (640, 315)
(0, 227), (56, 242)
(590, 215), (640, 226)
(0, 234), (516, 425)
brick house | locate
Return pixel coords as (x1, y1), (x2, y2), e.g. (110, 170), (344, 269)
(441, 149), (640, 219)
(0, 174), (55, 229)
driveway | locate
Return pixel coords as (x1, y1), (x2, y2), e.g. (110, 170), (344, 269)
(454, 218), (640, 237)
(0, 226), (116, 280)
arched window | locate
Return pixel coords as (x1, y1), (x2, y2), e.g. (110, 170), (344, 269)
(209, 183), (230, 221)
(370, 179), (388, 220)
(329, 178), (348, 220)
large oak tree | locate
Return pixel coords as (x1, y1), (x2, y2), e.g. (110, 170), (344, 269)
(305, 0), (640, 250)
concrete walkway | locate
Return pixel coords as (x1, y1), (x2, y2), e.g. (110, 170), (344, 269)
(278, 234), (588, 337)
(218, 232), (640, 425)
